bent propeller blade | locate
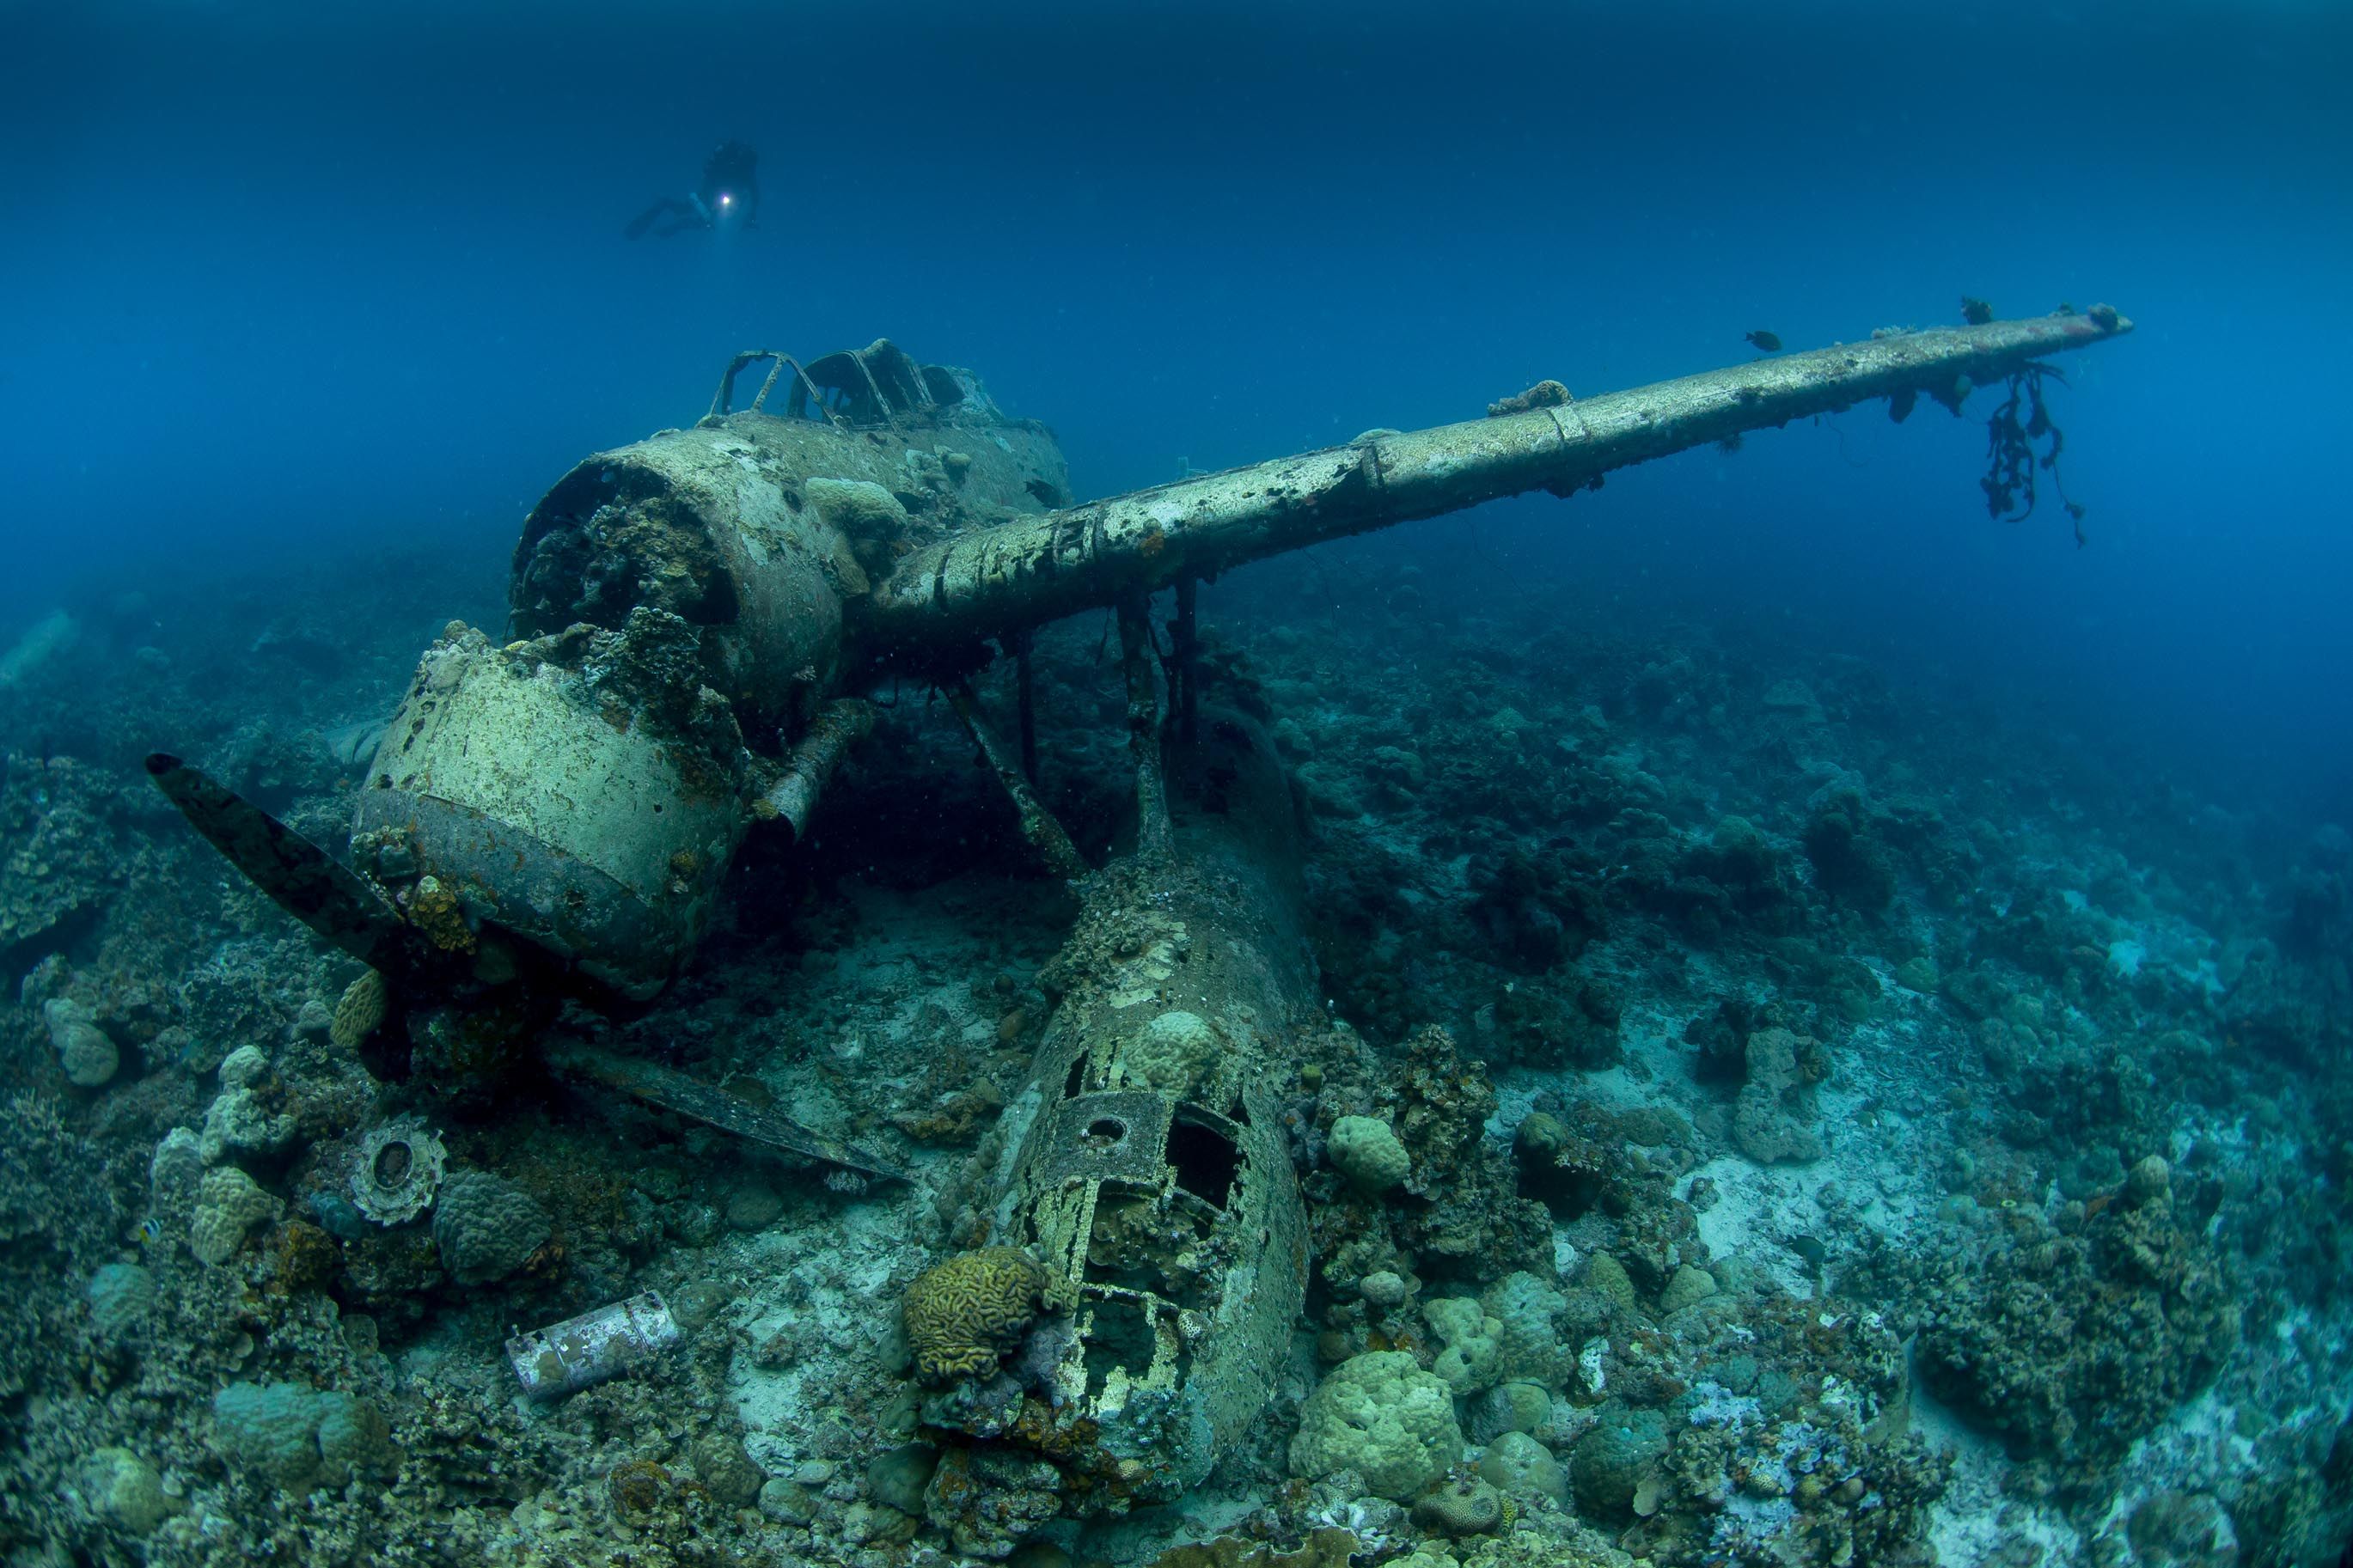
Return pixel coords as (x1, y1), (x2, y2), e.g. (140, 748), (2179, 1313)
(144, 753), (414, 973)
(549, 1041), (912, 1185)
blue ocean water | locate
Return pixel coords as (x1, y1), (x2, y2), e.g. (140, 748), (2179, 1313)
(3, 0), (2346, 820)
(3, 9), (2351, 1565)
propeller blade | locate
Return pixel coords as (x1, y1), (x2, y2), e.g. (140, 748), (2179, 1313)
(550, 1041), (911, 1185)
(145, 753), (415, 974)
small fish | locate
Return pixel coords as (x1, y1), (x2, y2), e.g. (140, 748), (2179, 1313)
(1745, 330), (1783, 353)
(134, 1216), (166, 1248)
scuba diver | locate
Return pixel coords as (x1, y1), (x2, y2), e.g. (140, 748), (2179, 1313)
(624, 141), (761, 239)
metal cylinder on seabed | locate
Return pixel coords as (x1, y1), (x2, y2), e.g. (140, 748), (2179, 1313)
(507, 1291), (682, 1400)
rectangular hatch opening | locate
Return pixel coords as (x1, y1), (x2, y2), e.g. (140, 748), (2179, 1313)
(1168, 1114), (1243, 1211)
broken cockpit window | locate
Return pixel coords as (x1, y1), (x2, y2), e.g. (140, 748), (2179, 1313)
(792, 339), (958, 426)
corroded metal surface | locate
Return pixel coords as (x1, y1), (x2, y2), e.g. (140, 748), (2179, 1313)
(163, 320), (2136, 1032)
(761, 697), (877, 841)
(944, 680), (1088, 881)
(927, 711), (1313, 1517)
(351, 624), (743, 999)
(507, 1291), (681, 1400)
(861, 312), (2133, 656)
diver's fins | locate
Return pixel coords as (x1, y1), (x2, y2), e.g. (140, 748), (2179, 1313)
(144, 753), (418, 975)
(548, 1040), (911, 1185)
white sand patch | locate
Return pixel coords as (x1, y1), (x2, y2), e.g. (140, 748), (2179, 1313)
(1686, 1156), (1837, 1297)
(727, 1195), (931, 1473)
(1910, 1371), (2081, 1567)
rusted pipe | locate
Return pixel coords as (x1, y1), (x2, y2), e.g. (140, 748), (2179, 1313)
(758, 699), (876, 841)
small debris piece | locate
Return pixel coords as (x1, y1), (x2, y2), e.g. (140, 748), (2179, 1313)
(349, 1118), (446, 1226)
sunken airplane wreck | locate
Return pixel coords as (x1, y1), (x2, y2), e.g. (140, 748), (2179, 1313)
(150, 315), (2131, 1540)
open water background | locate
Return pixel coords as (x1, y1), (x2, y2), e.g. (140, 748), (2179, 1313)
(2, 0), (2347, 821)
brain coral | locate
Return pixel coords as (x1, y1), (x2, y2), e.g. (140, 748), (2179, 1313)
(902, 1247), (1066, 1383)
(330, 970), (388, 1052)
(1289, 1350), (1464, 1501)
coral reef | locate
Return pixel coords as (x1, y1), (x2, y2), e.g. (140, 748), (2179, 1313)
(190, 1164), (278, 1266)
(0, 517), (2344, 1567)
(1486, 380), (1573, 418)
(1329, 1113), (1412, 1193)
(1913, 1156), (2239, 1498)
(0, 755), (130, 967)
(1729, 1026), (1824, 1165)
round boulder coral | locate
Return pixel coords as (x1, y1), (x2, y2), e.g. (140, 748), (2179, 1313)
(44, 998), (117, 1088)
(190, 1166), (278, 1266)
(902, 1247), (1066, 1383)
(212, 1381), (394, 1493)
(805, 477), (910, 538)
(1479, 1430), (1567, 1508)
(79, 1447), (168, 1534)
(85, 1261), (155, 1340)
(1290, 1351), (1464, 1502)
(214, 1382), (324, 1490)
(1569, 1405), (1670, 1519)
(1328, 1115), (1411, 1194)
(431, 1170), (550, 1285)
(1125, 1010), (1216, 1091)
